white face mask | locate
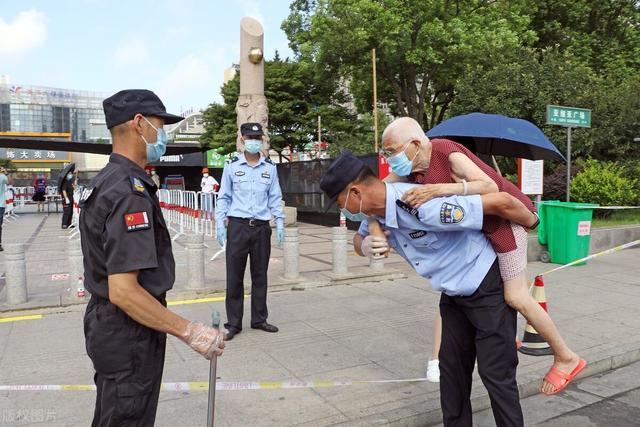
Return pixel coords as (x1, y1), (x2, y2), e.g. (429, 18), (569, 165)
(203, 173), (209, 178)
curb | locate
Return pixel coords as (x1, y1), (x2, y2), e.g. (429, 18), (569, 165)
(343, 339), (640, 426)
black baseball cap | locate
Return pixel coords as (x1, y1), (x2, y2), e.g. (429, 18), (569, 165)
(320, 151), (368, 200)
(240, 122), (264, 137)
(103, 89), (184, 129)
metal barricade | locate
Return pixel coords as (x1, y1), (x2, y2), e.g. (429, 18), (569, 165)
(198, 191), (217, 236)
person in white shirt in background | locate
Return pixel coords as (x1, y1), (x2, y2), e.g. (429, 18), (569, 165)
(150, 168), (161, 188)
(201, 167), (219, 218)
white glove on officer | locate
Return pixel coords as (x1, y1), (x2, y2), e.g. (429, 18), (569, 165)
(361, 234), (389, 259)
(180, 321), (226, 360)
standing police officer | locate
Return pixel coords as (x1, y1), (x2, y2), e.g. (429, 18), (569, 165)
(80, 89), (225, 426)
(216, 123), (284, 341)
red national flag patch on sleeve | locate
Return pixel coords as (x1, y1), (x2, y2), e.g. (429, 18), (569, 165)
(124, 211), (150, 232)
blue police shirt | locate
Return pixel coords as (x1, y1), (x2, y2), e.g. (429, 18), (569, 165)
(358, 182), (497, 296)
(215, 154), (285, 229)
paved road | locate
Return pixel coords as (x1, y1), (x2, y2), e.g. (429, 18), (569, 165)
(472, 360), (640, 426)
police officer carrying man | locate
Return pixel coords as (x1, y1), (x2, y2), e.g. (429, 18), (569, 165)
(80, 89), (226, 426)
(216, 122), (284, 341)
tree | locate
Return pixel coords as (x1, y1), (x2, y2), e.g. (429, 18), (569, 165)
(201, 56), (376, 157)
(282, 0), (536, 128)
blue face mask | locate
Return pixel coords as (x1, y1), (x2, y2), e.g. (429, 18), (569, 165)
(387, 141), (419, 177)
(340, 187), (367, 222)
(66, 173), (74, 181)
(141, 117), (168, 163)
(244, 139), (262, 154)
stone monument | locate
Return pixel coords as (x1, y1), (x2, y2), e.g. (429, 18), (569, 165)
(236, 17), (269, 154)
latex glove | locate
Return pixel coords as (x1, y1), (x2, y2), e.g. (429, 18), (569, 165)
(276, 227), (284, 247)
(180, 321), (226, 360)
(361, 234), (389, 259)
(216, 226), (227, 247)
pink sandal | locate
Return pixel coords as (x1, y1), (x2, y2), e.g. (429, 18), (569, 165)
(541, 358), (587, 396)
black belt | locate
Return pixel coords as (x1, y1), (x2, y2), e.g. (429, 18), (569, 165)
(229, 217), (270, 227)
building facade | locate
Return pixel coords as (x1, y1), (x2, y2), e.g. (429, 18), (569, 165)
(0, 83), (110, 142)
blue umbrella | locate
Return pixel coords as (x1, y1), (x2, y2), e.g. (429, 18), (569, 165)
(426, 112), (565, 162)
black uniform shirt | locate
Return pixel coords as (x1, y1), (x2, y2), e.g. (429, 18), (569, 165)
(62, 179), (74, 203)
(79, 154), (175, 300)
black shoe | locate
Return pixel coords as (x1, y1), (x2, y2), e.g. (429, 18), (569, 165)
(68, 224), (76, 229)
(0, 245), (3, 252)
(224, 329), (240, 341)
(251, 322), (279, 333)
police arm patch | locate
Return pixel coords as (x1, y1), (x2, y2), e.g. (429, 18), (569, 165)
(440, 203), (465, 224)
(395, 200), (419, 219)
(124, 211), (150, 232)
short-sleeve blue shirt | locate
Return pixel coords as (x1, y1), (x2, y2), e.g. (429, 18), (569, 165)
(215, 154), (285, 229)
(358, 182), (496, 296)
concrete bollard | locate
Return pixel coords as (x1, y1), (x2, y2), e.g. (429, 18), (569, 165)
(186, 233), (205, 289)
(332, 226), (348, 275)
(68, 237), (86, 300)
(369, 256), (385, 271)
(283, 227), (299, 280)
(5, 243), (27, 305)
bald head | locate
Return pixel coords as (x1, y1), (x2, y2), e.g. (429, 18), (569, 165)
(381, 117), (429, 153)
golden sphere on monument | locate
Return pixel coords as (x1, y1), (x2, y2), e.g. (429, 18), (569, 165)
(248, 47), (263, 64)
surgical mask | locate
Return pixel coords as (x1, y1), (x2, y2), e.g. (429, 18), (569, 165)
(340, 187), (367, 222)
(203, 173), (209, 178)
(140, 116), (168, 163)
(387, 141), (419, 177)
(244, 139), (262, 154)
(67, 173), (74, 180)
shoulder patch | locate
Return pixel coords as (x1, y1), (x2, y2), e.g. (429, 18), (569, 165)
(395, 200), (419, 219)
(131, 177), (145, 193)
(440, 202), (465, 224)
(124, 212), (150, 232)
(230, 156), (239, 163)
(409, 230), (427, 239)
(264, 157), (273, 164)
(78, 187), (95, 206)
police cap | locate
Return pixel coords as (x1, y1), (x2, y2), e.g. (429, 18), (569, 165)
(103, 89), (184, 129)
(240, 122), (264, 137)
(320, 151), (368, 200)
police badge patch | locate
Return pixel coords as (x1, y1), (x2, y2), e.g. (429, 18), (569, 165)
(409, 230), (427, 239)
(440, 203), (465, 224)
(395, 200), (419, 219)
(132, 177), (145, 193)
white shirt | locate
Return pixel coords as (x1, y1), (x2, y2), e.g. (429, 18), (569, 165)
(201, 175), (219, 193)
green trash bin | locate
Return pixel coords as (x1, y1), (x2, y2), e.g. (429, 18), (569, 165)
(542, 201), (598, 265)
(536, 200), (559, 247)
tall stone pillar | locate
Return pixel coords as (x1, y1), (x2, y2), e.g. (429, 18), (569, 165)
(236, 17), (269, 153)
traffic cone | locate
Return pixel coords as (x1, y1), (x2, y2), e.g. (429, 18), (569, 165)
(518, 275), (554, 356)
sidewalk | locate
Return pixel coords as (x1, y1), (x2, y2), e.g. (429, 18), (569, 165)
(0, 213), (409, 311)
(1, 213), (640, 425)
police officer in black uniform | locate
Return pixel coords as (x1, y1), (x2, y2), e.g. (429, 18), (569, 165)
(80, 89), (226, 426)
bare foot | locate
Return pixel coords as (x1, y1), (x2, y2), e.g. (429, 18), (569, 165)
(540, 353), (581, 395)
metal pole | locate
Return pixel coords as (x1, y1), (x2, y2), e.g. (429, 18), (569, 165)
(372, 48), (379, 153)
(566, 127), (572, 202)
(317, 115), (322, 158)
(207, 311), (220, 427)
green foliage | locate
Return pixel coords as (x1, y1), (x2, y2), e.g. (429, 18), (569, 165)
(283, 0), (535, 128)
(571, 159), (638, 206)
(0, 159), (14, 172)
(200, 55), (374, 157)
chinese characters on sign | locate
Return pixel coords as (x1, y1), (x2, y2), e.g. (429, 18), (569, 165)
(0, 148), (69, 162)
(546, 105), (591, 128)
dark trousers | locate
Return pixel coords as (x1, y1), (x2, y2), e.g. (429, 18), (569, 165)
(0, 207), (5, 244)
(62, 202), (74, 227)
(84, 297), (166, 427)
(224, 218), (271, 332)
(439, 260), (523, 427)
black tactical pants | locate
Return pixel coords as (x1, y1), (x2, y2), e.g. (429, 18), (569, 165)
(224, 217), (271, 332)
(84, 297), (166, 426)
(439, 260), (523, 427)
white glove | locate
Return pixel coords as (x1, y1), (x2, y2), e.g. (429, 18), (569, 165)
(180, 322), (226, 360)
(361, 234), (389, 259)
